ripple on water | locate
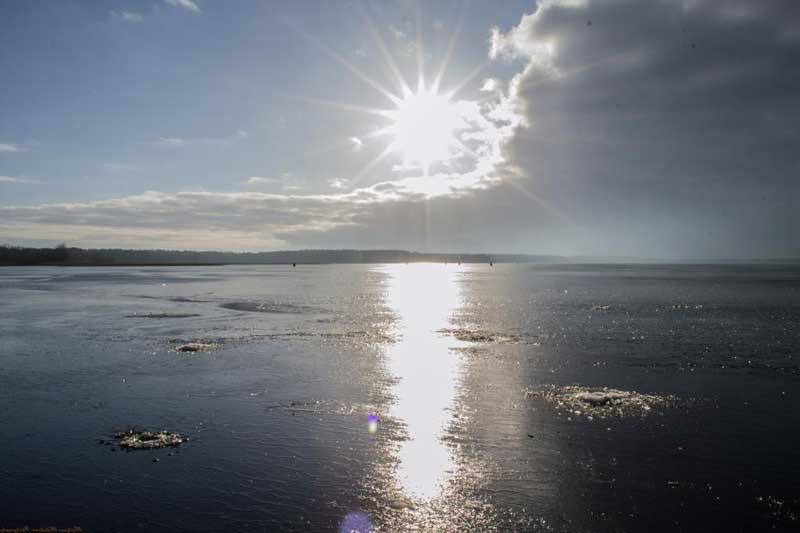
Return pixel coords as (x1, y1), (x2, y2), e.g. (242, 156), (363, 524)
(174, 342), (220, 353)
(438, 327), (522, 344)
(166, 330), (395, 349)
(126, 312), (202, 318)
(134, 294), (213, 303)
(755, 495), (800, 526)
(266, 399), (385, 419)
(220, 301), (317, 314)
(373, 488), (552, 532)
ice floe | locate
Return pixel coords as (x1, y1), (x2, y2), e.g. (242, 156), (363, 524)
(525, 385), (675, 418)
(113, 430), (186, 449)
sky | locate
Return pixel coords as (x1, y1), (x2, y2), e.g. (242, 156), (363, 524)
(0, 0), (798, 259)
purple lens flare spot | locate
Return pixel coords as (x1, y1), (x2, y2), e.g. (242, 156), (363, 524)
(339, 511), (374, 533)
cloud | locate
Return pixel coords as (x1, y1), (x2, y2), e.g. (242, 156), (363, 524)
(246, 173), (313, 191)
(0, 143), (26, 153)
(475, 0), (800, 258)
(0, 190), (354, 249)
(111, 11), (144, 23)
(157, 137), (186, 147)
(349, 136), (363, 152)
(246, 176), (279, 185)
(480, 79), (499, 93)
(0, 157), (509, 249)
(0, 176), (38, 184)
(156, 130), (246, 148)
(328, 178), (348, 190)
(165, 0), (201, 13)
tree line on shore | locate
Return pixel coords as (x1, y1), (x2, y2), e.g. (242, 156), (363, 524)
(0, 244), (561, 266)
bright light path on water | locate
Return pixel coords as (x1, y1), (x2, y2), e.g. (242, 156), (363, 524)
(382, 263), (466, 500)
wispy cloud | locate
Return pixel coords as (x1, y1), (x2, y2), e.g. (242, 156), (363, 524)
(245, 171), (303, 190)
(349, 136), (363, 152)
(157, 137), (186, 147)
(0, 176), (38, 184)
(155, 130), (246, 148)
(246, 176), (279, 185)
(328, 178), (348, 190)
(110, 10), (144, 23)
(165, 0), (201, 13)
(0, 158), (506, 246)
(480, 79), (499, 92)
(0, 143), (26, 153)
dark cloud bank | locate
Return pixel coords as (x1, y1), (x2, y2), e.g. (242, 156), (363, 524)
(296, 0), (800, 259)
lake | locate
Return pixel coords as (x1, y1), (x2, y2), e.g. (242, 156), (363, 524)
(1, 264), (798, 531)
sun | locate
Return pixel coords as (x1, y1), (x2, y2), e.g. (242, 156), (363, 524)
(299, 16), (489, 183)
(384, 84), (465, 171)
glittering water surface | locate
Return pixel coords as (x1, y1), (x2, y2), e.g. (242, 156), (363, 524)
(384, 264), (464, 501)
(1, 264), (799, 531)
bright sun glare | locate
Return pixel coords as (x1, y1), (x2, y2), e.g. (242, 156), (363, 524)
(384, 84), (464, 171)
(305, 14), (493, 184)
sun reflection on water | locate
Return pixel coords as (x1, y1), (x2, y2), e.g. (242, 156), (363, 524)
(382, 263), (465, 500)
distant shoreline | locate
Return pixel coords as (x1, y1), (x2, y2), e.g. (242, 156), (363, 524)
(1, 245), (797, 266)
(0, 245), (554, 267)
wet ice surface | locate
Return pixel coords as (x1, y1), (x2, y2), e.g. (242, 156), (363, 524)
(1, 264), (799, 531)
(219, 301), (318, 314)
(174, 342), (220, 353)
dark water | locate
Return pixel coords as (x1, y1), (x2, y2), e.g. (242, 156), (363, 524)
(0, 264), (798, 532)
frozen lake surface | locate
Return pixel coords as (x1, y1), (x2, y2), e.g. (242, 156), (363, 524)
(1, 263), (798, 531)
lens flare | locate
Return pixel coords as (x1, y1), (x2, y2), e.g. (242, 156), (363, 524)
(367, 413), (380, 434)
(339, 511), (374, 533)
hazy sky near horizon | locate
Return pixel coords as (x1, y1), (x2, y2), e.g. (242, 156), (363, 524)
(1, 0), (798, 259)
